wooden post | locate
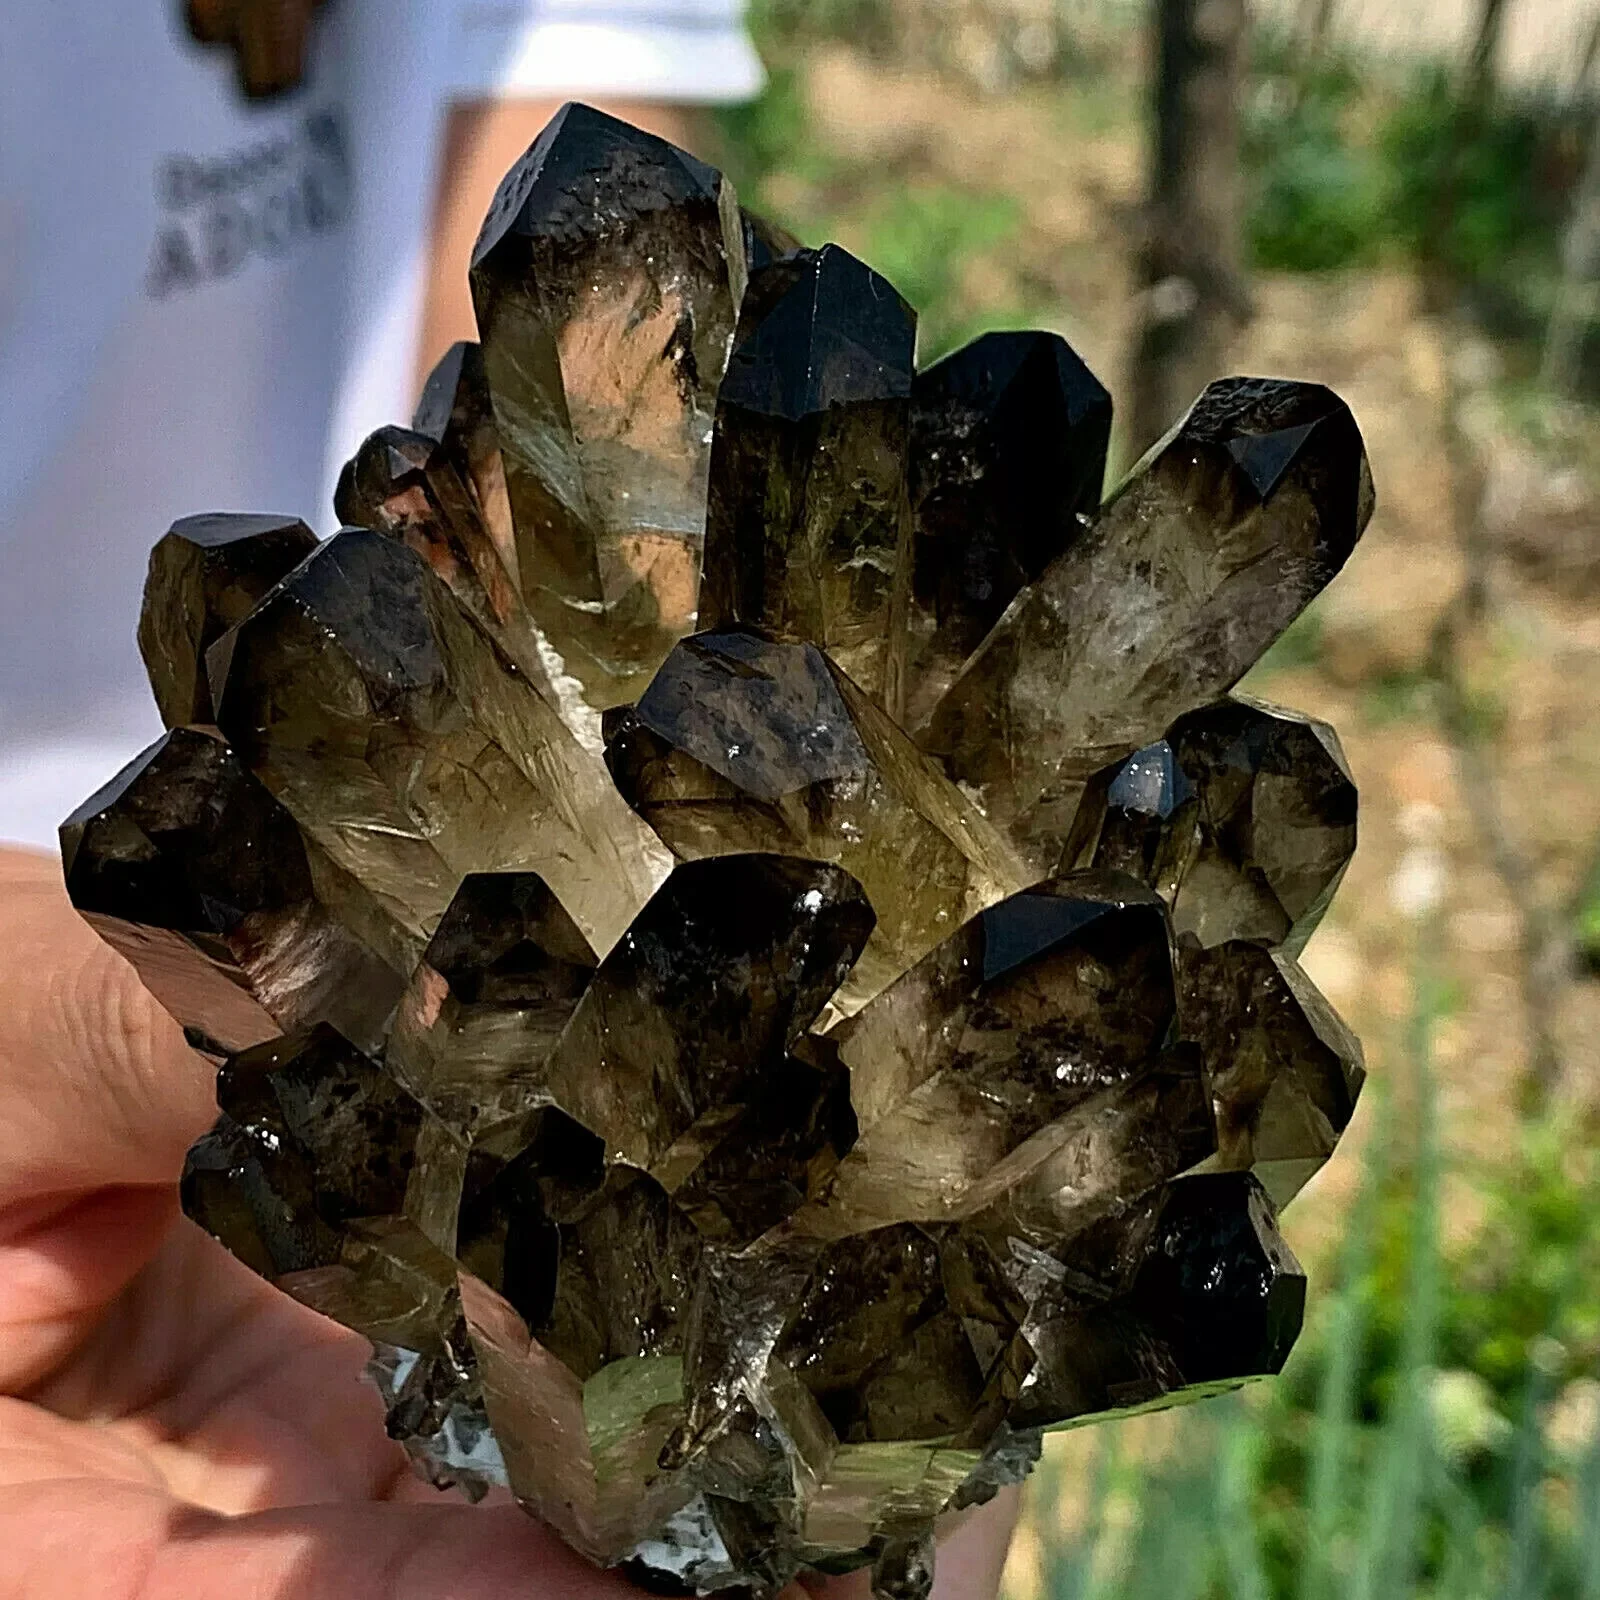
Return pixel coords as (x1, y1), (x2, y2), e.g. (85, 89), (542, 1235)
(1128, 0), (1251, 460)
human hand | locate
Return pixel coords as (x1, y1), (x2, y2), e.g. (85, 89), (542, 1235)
(0, 846), (1018, 1598)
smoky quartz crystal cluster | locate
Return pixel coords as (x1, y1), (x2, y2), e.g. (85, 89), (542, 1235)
(61, 104), (1373, 1600)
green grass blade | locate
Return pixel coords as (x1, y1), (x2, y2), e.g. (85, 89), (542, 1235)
(1503, 1360), (1550, 1600)
(1217, 1400), (1272, 1600)
(1351, 935), (1445, 1600)
(1299, 1082), (1395, 1600)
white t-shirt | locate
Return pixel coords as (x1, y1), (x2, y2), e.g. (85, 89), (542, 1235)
(0, 1), (760, 848)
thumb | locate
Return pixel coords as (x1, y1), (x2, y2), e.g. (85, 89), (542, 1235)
(0, 848), (216, 1209)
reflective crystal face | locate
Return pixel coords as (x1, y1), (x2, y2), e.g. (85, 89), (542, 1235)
(413, 340), (520, 596)
(701, 245), (918, 710)
(919, 376), (1375, 870)
(904, 331), (1111, 724)
(604, 628), (1029, 1019)
(469, 102), (747, 711)
(139, 512), (318, 726)
(334, 422), (553, 700)
(1060, 694), (1358, 957)
(63, 105), (1374, 1600)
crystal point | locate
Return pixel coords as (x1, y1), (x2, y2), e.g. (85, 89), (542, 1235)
(209, 526), (671, 957)
(904, 331), (1110, 723)
(919, 376), (1373, 868)
(139, 512), (318, 726)
(470, 101), (746, 710)
(334, 423), (553, 699)
(1062, 694), (1358, 955)
(61, 725), (404, 1056)
(701, 246), (916, 708)
(413, 340), (521, 593)
(606, 629), (1029, 1019)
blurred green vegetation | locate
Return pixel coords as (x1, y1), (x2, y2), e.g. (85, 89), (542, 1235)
(723, 2), (1596, 371)
(1034, 959), (1600, 1600)
(1244, 23), (1593, 367)
(1244, 41), (1388, 272)
(713, 1), (1032, 360)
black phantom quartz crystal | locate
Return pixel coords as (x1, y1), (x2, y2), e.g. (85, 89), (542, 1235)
(61, 103), (1375, 1600)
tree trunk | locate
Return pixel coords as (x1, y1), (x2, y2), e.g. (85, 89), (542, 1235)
(1423, 0), (1513, 300)
(1463, 0), (1511, 107)
(1295, 0), (1337, 58)
(1542, 104), (1600, 395)
(1128, 0), (1251, 460)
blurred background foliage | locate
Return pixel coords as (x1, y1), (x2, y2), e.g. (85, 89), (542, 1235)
(711, 1), (1600, 1594)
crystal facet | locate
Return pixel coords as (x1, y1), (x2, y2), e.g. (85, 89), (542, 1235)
(919, 377), (1374, 869)
(208, 525), (671, 958)
(334, 423), (554, 698)
(904, 331), (1111, 723)
(61, 105), (1374, 1600)
(1060, 694), (1358, 956)
(700, 246), (917, 709)
(604, 628), (1029, 1018)
(138, 512), (318, 726)
(413, 340), (520, 594)
(470, 101), (746, 710)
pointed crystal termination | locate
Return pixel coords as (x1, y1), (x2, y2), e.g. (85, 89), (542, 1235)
(470, 101), (747, 710)
(700, 246), (917, 711)
(904, 332), (1112, 726)
(138, 512), (318, 726)
(181, 1023), (429, 1281)
(1176, 937), (1364, 1206)
(335, 425), (555, 702)
(1061, 694), (1358, 956)
(386, 871), (599, 1149)
(792, 871), (1180, 1239)
(604, 629), (1029, 1019)
(538, 854), (872, 1231)
(208, 527), (672, 957)
(1011, 1171), (1305, 1431)
(60, 726), (406, 1057)
(413, 340), (519, 594)
(919, 377), (1375, 868)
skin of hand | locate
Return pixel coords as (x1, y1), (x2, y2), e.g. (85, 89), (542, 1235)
(0, 846), (1019, 1599)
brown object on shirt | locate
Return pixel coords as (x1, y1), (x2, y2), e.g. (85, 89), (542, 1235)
(184, 0), (328, 101)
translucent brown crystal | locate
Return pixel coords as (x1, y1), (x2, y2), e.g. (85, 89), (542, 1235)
(64, 103), (1375, 1600)
(700, 246), (917, 710)
(469, 102), (746, 711)
(919, 376), (1375, 870)
(139, 511), (318, 727)
(904, 331), (1111, 725)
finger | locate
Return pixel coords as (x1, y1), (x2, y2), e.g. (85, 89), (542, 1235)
(0, 848), (216, 1207)
(11, 1221), (407, 1508)
(0, 1186), (179, 1394)
(0, 1480), (644, 1600)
